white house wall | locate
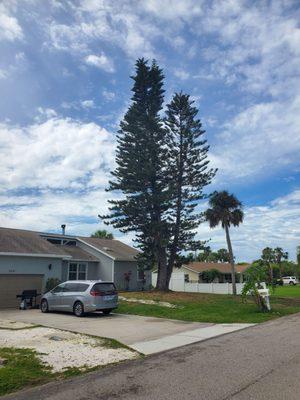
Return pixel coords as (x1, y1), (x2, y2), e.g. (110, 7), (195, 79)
(77, 241), (114, 281)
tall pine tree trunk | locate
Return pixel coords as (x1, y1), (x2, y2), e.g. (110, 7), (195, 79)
(224, 224), (237, 295)
(156, 247), (169, 291)
(166, 121), (184, 286)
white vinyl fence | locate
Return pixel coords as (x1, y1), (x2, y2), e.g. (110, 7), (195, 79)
(152, 272), (245, 295)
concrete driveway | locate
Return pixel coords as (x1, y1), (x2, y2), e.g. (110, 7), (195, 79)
(5, 313), (300, 400)
(0, 309), (253, 353)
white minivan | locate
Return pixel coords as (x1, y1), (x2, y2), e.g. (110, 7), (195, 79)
(282, 276), (298, 285)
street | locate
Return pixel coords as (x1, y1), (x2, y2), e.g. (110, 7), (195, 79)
(4, 313), (300, 400)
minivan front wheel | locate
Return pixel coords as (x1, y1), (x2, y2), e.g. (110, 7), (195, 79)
(73, 301), (85, 317)
(41, 299), (49, 313)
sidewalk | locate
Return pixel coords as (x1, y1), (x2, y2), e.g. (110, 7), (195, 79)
(131, 323), (254, 354)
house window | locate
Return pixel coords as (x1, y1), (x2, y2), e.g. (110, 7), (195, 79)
(137, 269), (145, 281)
(68, 263), (87, 280)
(184, 274), (189, 283)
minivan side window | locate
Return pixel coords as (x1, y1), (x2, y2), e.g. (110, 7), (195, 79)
(64, 283), (89, 292)
(51, 284), (64, 293)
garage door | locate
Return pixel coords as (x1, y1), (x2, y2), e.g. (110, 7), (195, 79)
(0, 274), (43, 309)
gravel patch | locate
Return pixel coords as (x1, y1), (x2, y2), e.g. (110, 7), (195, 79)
(0, 326), (137, 372)
(119, 296), (178, 308)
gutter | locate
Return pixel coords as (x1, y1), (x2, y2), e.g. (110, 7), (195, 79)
(0, 252), (72, 259)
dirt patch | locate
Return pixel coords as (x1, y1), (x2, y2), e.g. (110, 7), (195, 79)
(0, 319), (36, 330)
(119, 296), (179, 308)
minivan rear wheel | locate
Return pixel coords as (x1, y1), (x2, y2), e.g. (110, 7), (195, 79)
(73, 301), (85, 317)
(103, 309), (112, 315)
(41, 299), (49, 313)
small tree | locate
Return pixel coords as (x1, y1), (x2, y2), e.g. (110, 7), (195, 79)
(45, 278), (61, 293)
(205, 191), (244, 295)
(261, 247), (276, 291)
(242, 262), (270, 312)
(91, 229), (114, 239)
(124, 271), (132, 291)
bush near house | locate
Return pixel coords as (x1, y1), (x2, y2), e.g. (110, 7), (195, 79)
(45, 278), (61, 293)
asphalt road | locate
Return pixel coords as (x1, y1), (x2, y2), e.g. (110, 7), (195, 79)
(4, 313), (300, 400)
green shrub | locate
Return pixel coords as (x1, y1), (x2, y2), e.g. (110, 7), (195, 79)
(242, 263), (270, 312)
(45, 278), (61, 293)
(201, 269), (220, 283)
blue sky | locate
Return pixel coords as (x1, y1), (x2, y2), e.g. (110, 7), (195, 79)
(0, 0), (300, 261)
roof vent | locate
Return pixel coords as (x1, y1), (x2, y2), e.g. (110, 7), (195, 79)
(61, 224), (66, 235)
(103, 246), (112, 251)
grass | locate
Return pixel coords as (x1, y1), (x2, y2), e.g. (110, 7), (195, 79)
(118, 290), (300, 324)
(271, 285), (300, 297)
(0, 332), (138, 396)
(0, 348), (52, 396)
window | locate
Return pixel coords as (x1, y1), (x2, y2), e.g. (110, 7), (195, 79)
(137, 269), (145, 281)
(64, 283), (89, 292)
(78, 264), (87, 280)
(68, 263), (87, 280)
(92, 283), (116, 294)
(184, 274), (189, 283)
(51, 284), (65, 293)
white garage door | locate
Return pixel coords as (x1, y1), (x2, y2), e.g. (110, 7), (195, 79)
(0, 274), (43, 309)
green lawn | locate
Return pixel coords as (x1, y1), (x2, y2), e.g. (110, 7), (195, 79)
(118, 290), (300, 324)
(0, 348), (52, 396)
(271, 285), (300, 297)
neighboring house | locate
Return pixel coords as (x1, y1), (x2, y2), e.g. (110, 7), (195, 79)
(0, 227), (150, 309)
(173, 262), (250, 284)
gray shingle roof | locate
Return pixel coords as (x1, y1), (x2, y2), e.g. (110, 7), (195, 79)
(54, 245), (99, 261)
(0, 227), (139, 262)
(0, 227), (69, 257)
(78, 237), (139, 261)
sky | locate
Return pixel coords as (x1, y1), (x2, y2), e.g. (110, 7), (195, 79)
(0, 0), (300, 262)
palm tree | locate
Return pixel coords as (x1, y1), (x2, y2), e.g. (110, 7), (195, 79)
(91, 229), (114, 239)
(205, 191), (244, 295)
(274, 247), (288, 278)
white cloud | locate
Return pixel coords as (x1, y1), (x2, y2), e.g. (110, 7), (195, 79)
(0, 116), (115, 191)
(81, 99), (95, 108)
(196, 1), (300, 96)
(197, 189), (300, 262)
(0, 3), (23, 42)
(0, 69), (8, 79)
(36, 107), (57, 119)
(102, 90), (115, 101)
(142, 0), (202, 20)
(84, 53), (115, 73)
(210, 96), (300, 182)
(173, 68), (190, 80)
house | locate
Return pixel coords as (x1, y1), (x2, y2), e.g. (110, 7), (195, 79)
(174, 262), (250, 283)
(0, 227), (150, 309)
